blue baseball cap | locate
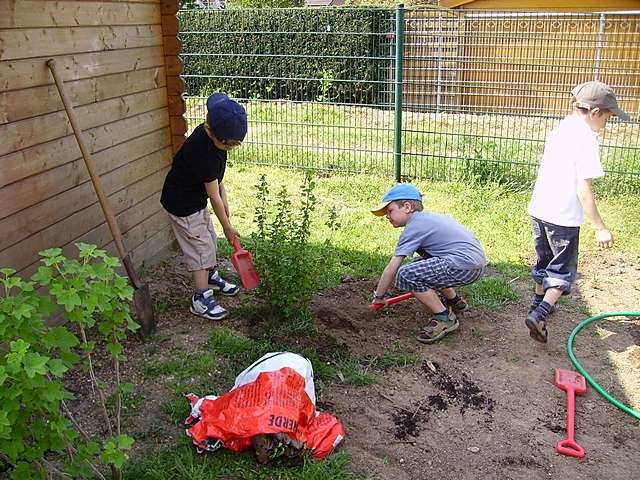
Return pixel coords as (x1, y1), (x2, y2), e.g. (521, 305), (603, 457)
(206, 93), (248, 142)
(371, 183), (422, 216)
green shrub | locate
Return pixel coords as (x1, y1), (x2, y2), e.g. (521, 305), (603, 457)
(0, 244), (139, 479)
(178, 8), (391, 103)
(251, 172), (337, 319)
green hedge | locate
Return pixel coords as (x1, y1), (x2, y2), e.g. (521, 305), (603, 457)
(179, 8), (392, 104)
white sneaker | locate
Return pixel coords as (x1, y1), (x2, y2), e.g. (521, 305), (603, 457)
(208, 270), (240, 296)
(190, 289), (228, 321)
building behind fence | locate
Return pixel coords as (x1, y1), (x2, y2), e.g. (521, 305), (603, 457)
(179, 6), (640, 191)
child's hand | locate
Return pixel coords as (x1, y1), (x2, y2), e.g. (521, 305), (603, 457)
(595, 228), (614, 248)
(224, 226), (240, 244)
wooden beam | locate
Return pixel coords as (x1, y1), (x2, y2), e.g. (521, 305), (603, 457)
(0, 46), (165, 92)
(0, 150), (171, 255)
(1, 128), (171, 220)
(0, 25), (162, 61)
(0, 1), (160, 28)
(0, 88), (168, 156)
(1, 66), (166, 124)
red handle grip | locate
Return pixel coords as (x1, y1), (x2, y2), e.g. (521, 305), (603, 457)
(231, 236), (242, 252)
(368, 292), (414, 311)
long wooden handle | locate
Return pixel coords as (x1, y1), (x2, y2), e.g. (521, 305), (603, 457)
(47, 58), (140, 286)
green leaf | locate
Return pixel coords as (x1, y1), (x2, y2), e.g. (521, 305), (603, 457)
(105, 342), (123, 358)
(47, 359), (68, 378)
(0, 267), (17, 277)
(42, 327), (79, 352)
(117, 434), (134, 450)
(0, 366), (7, 387)
(11, 303), (35, 321)
(22, 353), (49, 378)
(31, 266), (53, 286)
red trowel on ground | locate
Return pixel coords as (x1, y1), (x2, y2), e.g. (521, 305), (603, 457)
(368, 292), (414, 311)
(231, 237), (260, 290)
(554, 368), (587, 459)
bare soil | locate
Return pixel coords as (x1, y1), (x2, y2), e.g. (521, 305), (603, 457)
(68, 248), (640, 479)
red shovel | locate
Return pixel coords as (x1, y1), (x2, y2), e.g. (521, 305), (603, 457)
(368, 292), (414, 311)
(554, 368), (587, 459)
(231, 237), (260, 290)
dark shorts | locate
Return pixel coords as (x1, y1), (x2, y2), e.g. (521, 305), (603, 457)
(530, 217), (579, 294)
(395, 257), (484, 292)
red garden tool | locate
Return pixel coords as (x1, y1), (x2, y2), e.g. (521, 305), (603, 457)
(231, 237), (260, 289)
(554, 368), (587, 459)
(368, 292), (414, 311)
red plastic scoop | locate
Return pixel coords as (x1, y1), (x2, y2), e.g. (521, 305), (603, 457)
(368, 292), (414, 311)
(231, 237), (260, 290)
(554, 368), (587, 459)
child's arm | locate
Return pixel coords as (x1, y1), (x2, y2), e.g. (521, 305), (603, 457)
(372, 255), (404, 304)
(577, 178), (613, 248)
(219, 180), (231, 219)
(205, 179), (239, 243)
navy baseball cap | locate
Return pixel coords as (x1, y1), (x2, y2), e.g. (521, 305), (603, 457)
(371, 183), (422, 216)
(206, 93), (248, 142)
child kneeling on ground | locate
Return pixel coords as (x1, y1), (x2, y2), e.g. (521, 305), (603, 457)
(370, 184), (487, 344)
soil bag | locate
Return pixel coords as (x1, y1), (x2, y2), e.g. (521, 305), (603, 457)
(184, 352), (345, 460)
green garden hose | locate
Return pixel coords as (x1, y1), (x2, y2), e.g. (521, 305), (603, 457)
(567, 312), (640, 421)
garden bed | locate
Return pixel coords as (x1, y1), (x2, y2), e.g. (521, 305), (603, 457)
(63, 245), (640, 479)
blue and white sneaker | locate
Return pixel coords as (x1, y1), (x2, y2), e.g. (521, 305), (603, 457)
(190, 289), (228, 321)
(208, 270), (240, 296)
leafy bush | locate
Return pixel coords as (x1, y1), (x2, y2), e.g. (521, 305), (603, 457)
(0, 244), (139, 480)
(251, 172), (337, 319)
(178, 7), (391, 103)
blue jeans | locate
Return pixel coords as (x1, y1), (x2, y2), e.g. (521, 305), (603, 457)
(530, 217), (579, 294)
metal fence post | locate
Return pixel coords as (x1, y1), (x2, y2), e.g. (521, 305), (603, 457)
(394, 3), (405, 183)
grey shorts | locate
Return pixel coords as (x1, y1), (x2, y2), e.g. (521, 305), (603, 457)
(395, 257), (484, 292)
(168, 208), (217, 272)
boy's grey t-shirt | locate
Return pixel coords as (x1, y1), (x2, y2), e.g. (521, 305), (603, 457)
(394, 211), (486, 270)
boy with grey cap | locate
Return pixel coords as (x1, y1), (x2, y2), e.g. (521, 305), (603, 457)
(161, 93), (247, 321)
(371, 184), (486, 344)
(525, 81), (628, 343)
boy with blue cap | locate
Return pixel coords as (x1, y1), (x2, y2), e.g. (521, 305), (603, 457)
(371, 183), (486, 344)
(161, 93), (247, 321)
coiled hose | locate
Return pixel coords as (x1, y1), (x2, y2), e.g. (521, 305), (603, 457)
(567, 312), (640, 420)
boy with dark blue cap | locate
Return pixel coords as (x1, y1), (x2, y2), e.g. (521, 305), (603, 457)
(161, 93), (247, 321)
(370, 184), (486, 344)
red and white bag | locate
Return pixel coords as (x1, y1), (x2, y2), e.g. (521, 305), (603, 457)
(185, 352), (344, 459)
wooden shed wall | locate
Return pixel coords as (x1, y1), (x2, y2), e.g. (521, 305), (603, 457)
(0, 0), (186, 278)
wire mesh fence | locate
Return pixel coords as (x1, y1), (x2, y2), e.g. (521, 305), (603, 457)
(179, 6), (640, 191)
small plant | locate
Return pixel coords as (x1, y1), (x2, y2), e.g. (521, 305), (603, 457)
(316, 69), (335, 103)
(0, 243), (139, 479)
(252, 171), (336, 320)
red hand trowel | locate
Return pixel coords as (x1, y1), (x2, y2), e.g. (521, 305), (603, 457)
(368, 292), (414, 311)
(554, 368), (587, 459)
(231, 237), (260, 290)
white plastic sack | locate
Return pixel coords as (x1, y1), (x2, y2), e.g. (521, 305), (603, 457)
(232, 352), (316, 405)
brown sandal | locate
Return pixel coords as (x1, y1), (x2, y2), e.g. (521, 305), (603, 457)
(417, 315), (459, 344)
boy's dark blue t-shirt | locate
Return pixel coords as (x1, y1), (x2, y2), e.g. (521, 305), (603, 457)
(160, 123), (227, 217)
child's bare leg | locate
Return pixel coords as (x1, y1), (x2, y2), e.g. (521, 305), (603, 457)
(542, 287), (563, 307)
(193, 269), (208, 290)
(413, 289), (447, 314)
